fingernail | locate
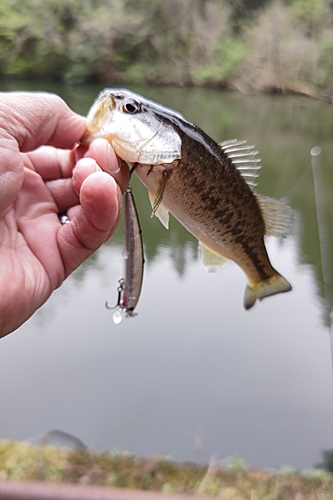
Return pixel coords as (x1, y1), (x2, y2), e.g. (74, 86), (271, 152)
(105, 141), (120, 174)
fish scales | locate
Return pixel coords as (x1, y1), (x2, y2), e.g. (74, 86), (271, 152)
(84, 89), (292, 309)
(137, 123), (272, 284)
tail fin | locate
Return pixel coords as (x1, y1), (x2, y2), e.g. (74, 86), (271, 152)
(244, 273), (292, 310)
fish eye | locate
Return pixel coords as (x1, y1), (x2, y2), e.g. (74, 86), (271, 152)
(123, 100), (140, 114)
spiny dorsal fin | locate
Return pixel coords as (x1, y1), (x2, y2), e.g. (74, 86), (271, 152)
(220, 140), (294, 237)
(255, 194), (294, 238)
(199, 242), (229, 272)
(219, 139), (261, 189)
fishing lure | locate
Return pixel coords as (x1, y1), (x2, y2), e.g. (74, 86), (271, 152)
(107, 186), (144, 324)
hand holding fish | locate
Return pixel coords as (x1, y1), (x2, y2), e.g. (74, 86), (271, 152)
(0, 92), (128, 338)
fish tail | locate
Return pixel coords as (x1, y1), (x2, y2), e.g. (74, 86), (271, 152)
(244, 273), (292, 310)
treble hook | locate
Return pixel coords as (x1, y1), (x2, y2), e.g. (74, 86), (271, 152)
(105, 278), (125, 310)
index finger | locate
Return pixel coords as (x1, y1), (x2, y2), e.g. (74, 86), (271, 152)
(1, 92), (86, 151)
(0, 92), (86, 214)
(23, 146), (77, 180)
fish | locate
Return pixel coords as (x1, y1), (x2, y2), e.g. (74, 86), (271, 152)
(85, 89), (293, 309)
(106, 186), (144, 323)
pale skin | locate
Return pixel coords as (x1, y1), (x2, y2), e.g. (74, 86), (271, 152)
(0, 92), (129, 338)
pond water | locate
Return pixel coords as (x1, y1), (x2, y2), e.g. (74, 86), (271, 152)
(0, 82), (333, 471)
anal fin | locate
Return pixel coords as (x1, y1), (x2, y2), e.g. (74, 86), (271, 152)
(199, 242), (228, 272)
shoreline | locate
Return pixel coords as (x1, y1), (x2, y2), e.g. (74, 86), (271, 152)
(1, 77), (332, 104)
(0, 440), (332, 499)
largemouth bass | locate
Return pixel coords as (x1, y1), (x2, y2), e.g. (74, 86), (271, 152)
(85, 89), (293, 309)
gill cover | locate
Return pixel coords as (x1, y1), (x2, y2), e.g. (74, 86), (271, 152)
(86, 89), (182, 165)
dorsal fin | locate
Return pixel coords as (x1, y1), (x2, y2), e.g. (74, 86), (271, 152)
(220, 140), (293, 306)
(220, 139), (294, 237)
(255, 194), (294, 238)
(219, 139), (261, 189)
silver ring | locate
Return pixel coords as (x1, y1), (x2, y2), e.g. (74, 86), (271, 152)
(59, 214), (71, 225)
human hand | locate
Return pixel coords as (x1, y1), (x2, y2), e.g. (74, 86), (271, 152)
(0, 92), (129, 338)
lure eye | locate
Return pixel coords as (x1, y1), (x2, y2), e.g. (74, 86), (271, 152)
(123, 100), (140, 114)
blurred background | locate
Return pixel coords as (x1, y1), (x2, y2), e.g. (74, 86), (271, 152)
(1, 0), (333, 95)
(1, 0), (333, 473)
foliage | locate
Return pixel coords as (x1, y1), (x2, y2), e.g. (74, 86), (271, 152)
(239, 0), (333, 93)
(1, 440), (333, 499)
(0, 0), (333, 93)
(192, 35), (246, 85)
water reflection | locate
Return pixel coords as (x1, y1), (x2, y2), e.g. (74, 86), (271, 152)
(0, 83), (333, 470)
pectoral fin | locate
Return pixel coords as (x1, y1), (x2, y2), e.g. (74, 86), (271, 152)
(148, 191), (170, 229)
(147, 171), (170, 229)
(199, 242), (229, 272)
(149, 171), (167, 216)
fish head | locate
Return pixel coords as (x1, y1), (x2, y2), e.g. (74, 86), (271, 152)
(85, 88), (182, 165)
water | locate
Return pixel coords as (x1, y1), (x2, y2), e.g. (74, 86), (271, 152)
(0, 82), (333, 470)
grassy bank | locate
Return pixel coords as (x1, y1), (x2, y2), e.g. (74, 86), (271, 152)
(1, 440), (333, 499)
(1, 0), (333, 98)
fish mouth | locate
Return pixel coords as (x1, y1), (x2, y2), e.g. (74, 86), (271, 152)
(95, 90), (116, 112)
(81, 91), (116, 145)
